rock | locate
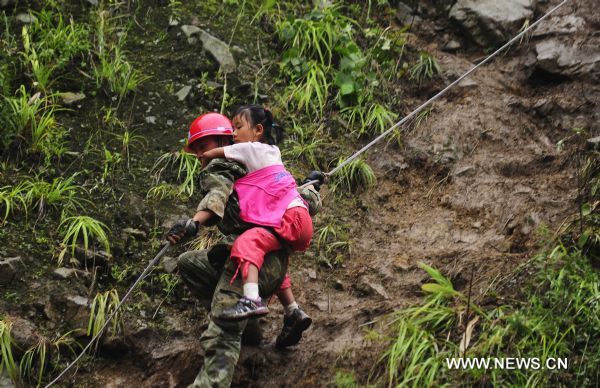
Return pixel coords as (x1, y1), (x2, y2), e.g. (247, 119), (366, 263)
(59, 92), (86, 105)
(44, 293), (89, 327)
(145, 116), (157, 124)
(443, 40), (461, 52)
(53, 267), (78, 279)
(307, 269), (317, 280)
(73, 246), (112, 267)
(198, 29), (236, 73)
(122, 227), (147, 241)
(534, 40), (600, 80)
(396, 2), (421, 26)
(0, 257), (22, 285)
(392, 255), (411, 271)
(333, 279), (344, 290)
(168, 17), (179, 27)
(16, 13), (37, 23)
(588, 136), (600, 145)
(457, 78), (478, 90)
(180, 25), (201, 38)
(532, 15), (585, 38)
(356, 277), (390, 299)
(175, 85), (192, 101)
(449, 0), (536, 47)
(1, 0), (16, 8)
(0, 370), (15, 388)
(86, 0), (98, 6)
(10, 316), (40, 350)
(162, 256), (178, 274)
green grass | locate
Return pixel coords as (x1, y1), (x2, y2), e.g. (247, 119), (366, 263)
(284, 60), (330, 117)
(0, 183), (28, 222)
(87, 289), (122, 339)
(152, 150), (201, 197)
(19, 9), (90, 92)
(3, 86), (67, 161)
(330, 157), (377, 193)
(0, 319), (18, 383)
(58, 215), (110, 266)
(341, 100), (396, 138)
(409, 51), (440, 84)
(281, 122), (324, 169)
(22, 174), (88, 217)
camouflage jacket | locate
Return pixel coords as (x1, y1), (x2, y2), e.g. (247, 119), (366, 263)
(196, 158), (322, 237)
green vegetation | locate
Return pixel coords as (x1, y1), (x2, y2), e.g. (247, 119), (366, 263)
(88, 289), (122, 339)
(330, 157), (377, 193)
(151, 150), (201, 197)
(0, 320), (18, 383)
(58, 215), (110, 265)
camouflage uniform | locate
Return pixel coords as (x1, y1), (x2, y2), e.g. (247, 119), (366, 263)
(177, 158), (321, 388)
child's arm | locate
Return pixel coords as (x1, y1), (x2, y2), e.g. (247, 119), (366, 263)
(202, 147), (226, 161)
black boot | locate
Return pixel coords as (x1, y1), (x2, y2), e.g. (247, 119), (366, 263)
(275, 308), (312, 349)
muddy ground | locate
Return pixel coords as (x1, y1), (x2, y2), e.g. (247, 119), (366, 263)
(1, 0), (598, 387)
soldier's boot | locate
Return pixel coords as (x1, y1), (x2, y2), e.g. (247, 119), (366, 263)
(275, 308), (312, 349)
(217, 296), (269, 321)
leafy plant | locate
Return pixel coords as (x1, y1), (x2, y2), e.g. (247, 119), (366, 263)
(330, 157), (377, 193)
(19, 331), (79, 388)
(152, 150), (201, 197)
(94, 43), (149, 99)
(0, 183), (28, 222)
(58, 215), (110, 266)
(22, 174), (88, 216)
(0, 319), (18, 383)
(409, 51), (440, 84)
(341, 99), (396, 138)
(281, 122), (324, 168)
(113, 129), (147, 170)
(4, 86), (66, 160)
(87, 289), (122, 339)
(376, 263), (465, 387)
(277, 5), (352, 67)
(284, 60), (329, 117)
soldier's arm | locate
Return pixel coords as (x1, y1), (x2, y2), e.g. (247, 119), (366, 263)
(298, 185), (322, 216)
(195, 159), (247, 225)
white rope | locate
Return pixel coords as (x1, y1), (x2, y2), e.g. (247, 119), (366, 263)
(44, 243), (171, 388)
(326, 0), (569, 177)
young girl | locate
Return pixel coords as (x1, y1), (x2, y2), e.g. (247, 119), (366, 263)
(200, 105), (314, 325)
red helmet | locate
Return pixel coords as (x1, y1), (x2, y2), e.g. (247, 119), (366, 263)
(184, 113), (233, 151)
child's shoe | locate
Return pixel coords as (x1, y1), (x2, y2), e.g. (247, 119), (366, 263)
(275, 308), (312, 349)
(218, 297), (269, 321)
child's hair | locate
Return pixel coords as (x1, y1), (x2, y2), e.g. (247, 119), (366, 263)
(232, 104), (284, 145)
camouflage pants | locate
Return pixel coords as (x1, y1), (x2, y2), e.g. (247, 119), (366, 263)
(177, 243), (288, 388)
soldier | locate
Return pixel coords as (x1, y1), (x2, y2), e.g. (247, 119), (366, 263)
(166, 113), (323, 387)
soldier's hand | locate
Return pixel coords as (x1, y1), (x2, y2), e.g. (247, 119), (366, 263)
(167, 218), (199, 245)
(302, 171), (325, 191)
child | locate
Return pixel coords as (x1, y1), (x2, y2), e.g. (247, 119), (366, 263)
(200, 105), (313, 328)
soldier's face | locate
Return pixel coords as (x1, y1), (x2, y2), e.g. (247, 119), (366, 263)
(189, 137), (221, 167)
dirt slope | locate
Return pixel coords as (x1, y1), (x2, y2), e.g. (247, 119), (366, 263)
(226, 2), (598, 386)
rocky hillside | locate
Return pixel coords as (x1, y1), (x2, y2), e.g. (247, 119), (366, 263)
(0, 0), (598, 387)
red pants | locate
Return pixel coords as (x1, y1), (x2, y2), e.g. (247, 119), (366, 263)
(230, 207), (313, 291)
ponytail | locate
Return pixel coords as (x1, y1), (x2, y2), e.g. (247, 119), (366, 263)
(232, 104), (285, 145)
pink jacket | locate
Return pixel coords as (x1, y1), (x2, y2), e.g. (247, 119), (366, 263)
(234, 164), (302, 227)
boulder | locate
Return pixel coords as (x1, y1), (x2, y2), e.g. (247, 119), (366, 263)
(449, 0), (536, 47)
(534, 39), (600, 80)
(175, 85), (192, 101)
(44, 293), (89, 328)
(10, 316), (40, 351)
(198, 30), (236, 74)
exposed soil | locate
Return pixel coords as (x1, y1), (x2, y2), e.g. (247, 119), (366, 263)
(1, 0), (598, 387)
